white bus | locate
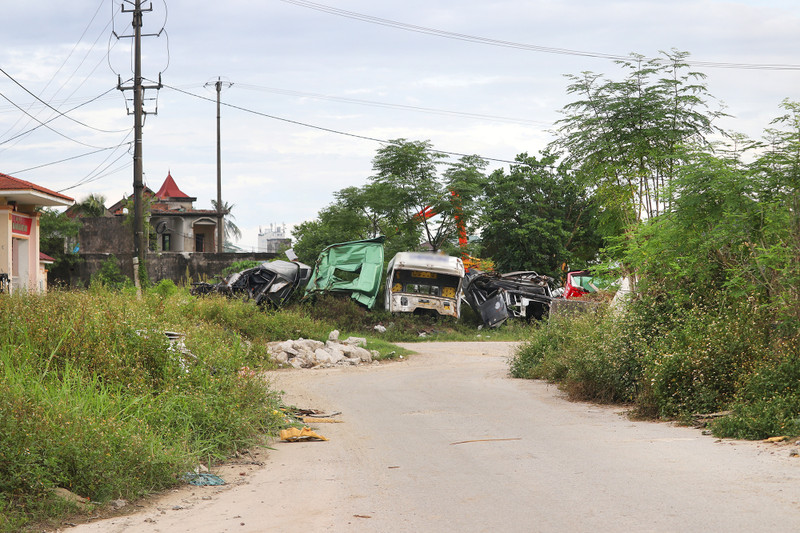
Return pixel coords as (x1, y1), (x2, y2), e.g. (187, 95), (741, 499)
(385, 252), (465, 318)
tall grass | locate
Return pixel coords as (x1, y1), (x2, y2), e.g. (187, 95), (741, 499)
(510, 296), (800, 435)
(0, 287), (329, 531)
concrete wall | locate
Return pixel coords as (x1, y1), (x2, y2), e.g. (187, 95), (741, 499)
(78, 216), (133, 254)
(78, 251), (280, 287)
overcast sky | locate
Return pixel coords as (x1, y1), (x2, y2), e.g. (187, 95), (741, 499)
(2, 0), (799, 250)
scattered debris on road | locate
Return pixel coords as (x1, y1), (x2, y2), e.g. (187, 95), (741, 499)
(279, 427), (329, 442)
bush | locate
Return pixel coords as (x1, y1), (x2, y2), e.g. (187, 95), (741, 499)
(0, 288), (304, 530)
(90, 255), (132, 290)
(712, 340), (800, 439)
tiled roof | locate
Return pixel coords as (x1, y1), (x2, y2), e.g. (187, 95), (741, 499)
(155, 172), (191, 199)
(0, 173), (74, 203)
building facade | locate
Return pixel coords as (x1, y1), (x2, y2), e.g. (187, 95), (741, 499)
(0, 173), (74, 293)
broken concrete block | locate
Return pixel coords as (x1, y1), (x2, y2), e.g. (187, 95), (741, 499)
(314, 348), (333, 365)
(342, 336), (368, 347)
(328, 329), (340, 342)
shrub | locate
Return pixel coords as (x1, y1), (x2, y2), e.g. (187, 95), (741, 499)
(90, 255), (131, 290)
(712, 340), (800, 439)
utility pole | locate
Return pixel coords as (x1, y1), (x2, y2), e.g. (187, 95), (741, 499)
(205, 78), (232, 253)
(116, 0), (162, 289)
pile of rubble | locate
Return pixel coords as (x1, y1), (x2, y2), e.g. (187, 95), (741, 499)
(268, 330), (379, 369)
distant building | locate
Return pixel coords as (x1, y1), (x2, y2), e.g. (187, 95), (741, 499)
(258, 223), (291, 254)
(0, 172), (74, 293)
(106, 171), (220, 253)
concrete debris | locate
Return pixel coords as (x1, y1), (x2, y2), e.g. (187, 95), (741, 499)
(373, 324), (387, 333)
(268, 331), (378, 368)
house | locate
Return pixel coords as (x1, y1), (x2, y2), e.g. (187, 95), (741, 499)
(0, 172), (74, 293)
(107, 171), (220, 253)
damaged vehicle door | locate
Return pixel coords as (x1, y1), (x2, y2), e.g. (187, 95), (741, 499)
(304, 236), (385, 308)
(462, 270), (553, 328)
(385, 252), (465, 318)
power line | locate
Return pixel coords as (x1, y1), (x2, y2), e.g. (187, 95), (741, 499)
(279, 0), (800, 71)
(159, 81), (548, 168)
(235, 83), (553, 126)
(10, 140), (132, 175)
(0, 87), (124, 148)
(0, 67), (128, 134)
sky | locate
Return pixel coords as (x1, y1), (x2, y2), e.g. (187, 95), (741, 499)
(2, 0), (799, 251)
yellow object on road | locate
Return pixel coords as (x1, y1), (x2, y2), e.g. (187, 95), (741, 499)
(279, 426), (329, 442)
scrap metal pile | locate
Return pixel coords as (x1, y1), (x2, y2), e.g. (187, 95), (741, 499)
(191, 259), (312, 308)
(462, 270), (554, 328)
(192, 236), (605, 327)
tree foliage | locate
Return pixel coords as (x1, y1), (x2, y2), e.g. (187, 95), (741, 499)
(555, 50), (726, 233)
(478, 152), (602, 278)
(38, 208), (82, 286)
(292, 139), (488, 263)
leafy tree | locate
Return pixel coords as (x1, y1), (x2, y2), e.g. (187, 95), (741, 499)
(291, 202), (372, 264)
(292, 139), (488, 263)
(39, 208), (82, 286)
(370, 139), (487, 251)
(554, 50), (726, 235)
(72, 194), (107, 217)
(210, 199), (242, 242)
(478, 151), (602, 278)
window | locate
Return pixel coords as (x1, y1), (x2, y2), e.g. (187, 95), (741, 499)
(162, 233), (171, 252)
(195, 233), (204, 252)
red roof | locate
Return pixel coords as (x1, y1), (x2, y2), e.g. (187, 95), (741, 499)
(0, 173), (74, 203)
(155, 172), (191, 199)
(39, 252), (56, 263)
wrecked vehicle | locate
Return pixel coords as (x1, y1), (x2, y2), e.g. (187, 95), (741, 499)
(191, 260), (312, 308)
(304, 236), (385, 308)
(385, 252), (465, 318)
(462, 270), (554, 328)
(563, 270), (603, 299)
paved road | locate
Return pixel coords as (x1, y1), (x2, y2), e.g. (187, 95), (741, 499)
(68, 342), (800, 532)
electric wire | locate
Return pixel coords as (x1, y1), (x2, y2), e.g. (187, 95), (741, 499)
(0, 89), (111, 150)
(58, 128), (135, 191)
(159, 81), (548, 168)
(0, 87), (122, 148)
(0, 0), (108, 142)
(10, 141), (132, 175)
(279, 0), (800, 71)
(0, 67), (127, 135)
(235, 83), (552, 126)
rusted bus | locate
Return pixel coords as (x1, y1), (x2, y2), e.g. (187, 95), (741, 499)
(385, 252), (465, 318)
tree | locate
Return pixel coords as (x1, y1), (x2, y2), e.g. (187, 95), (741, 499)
(370, 139), (487, 251)
(72, 194), (107, 217)
(39, 208), (82, 286)
(478, 151), (602, 278)
(210, 199), (242, 242)
(292, 139), (488, 263)
(291, 202), (372, 265)
(554, 50), (726, 234)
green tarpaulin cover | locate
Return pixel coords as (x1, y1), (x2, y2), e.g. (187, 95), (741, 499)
(304, 236), (385, 308)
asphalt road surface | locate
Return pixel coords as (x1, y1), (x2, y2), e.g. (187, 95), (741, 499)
(66, 341), (800, 532)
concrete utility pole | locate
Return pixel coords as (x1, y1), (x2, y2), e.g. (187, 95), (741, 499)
(205, 78), (232, 253)
(116, 0), (162, 287)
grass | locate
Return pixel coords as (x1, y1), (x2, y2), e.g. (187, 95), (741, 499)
(1, 284), (532, 531)
(509, 296), (800, 438)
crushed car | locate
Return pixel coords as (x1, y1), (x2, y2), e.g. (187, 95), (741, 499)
(304, 236), (385, 309)
(385, 252), (465, 318)
(191, 259), (312, 308)
(462, 270), (554, 328)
